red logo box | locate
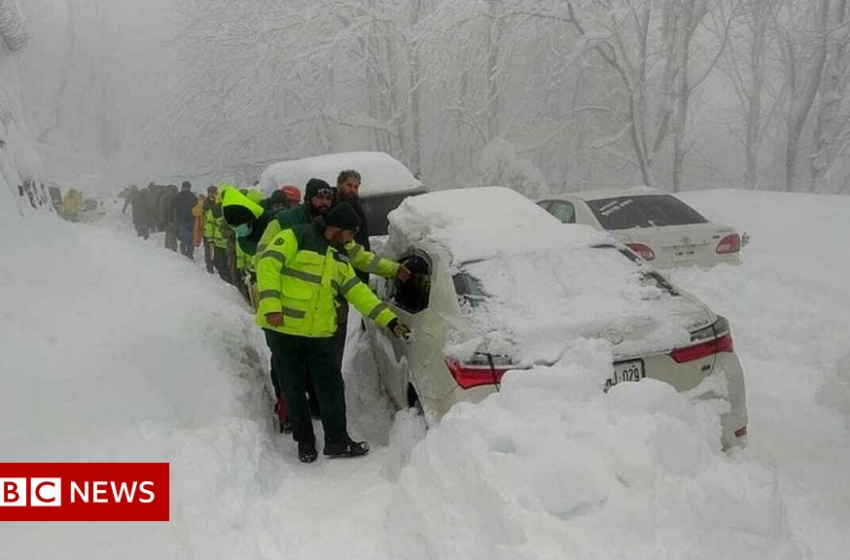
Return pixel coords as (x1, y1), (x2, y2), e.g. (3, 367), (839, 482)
(0, 463), (169, 521)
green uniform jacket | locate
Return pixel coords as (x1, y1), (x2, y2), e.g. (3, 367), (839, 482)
(256, 204), (400, 279)
(256, 219), (397, 337)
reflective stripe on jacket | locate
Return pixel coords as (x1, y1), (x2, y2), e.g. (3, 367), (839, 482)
(255, 221), (396, 338)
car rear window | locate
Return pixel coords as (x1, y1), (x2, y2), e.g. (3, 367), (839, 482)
(361, 189), (426, 235)
(586, 195), (708, 230)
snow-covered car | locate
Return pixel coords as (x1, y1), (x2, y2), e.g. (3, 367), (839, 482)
(537, 187), (745, 268)
(366, 187), (748, 449)
(258, 151), (427, 235)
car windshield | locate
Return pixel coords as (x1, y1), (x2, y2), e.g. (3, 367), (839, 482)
(586, 195), (708, 230)
(361, 189), (426, 235)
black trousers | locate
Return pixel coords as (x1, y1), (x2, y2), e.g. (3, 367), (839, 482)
(203, 241), (215, 273)
(333, 300), (349, 372)
(214, 246), (229, 283)
(264, 331), (347, 445)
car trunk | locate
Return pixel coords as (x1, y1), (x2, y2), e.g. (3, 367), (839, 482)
(616, 223), (738, 269)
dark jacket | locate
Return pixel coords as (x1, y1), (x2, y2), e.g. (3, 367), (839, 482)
(174, 190), (198, 223)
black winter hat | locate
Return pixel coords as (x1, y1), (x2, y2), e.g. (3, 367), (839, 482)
(269, 190), (288, 206)
(181, 181), (192, 191)
(324, 202), (360, 231)
(305, 178), (333, 201)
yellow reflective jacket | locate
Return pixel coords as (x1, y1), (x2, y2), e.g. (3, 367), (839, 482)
(256, 220), (397, 337)
(256, 205), (400, 279)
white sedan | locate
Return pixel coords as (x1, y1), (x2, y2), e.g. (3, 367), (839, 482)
(367, 187), (748, 449)
(537, 187), (745, 268)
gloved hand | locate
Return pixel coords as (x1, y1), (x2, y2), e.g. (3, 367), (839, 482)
(266, 312), (283, 327)
(388, 318), (412, 341)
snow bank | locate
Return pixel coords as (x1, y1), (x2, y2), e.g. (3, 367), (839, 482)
(669, 190), (850, 560)
(388, 340), (799, 560)
(258, 151), (422, 197)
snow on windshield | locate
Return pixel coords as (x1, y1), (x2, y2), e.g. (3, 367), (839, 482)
(453, 245), (695, 366)
(258, 151), (422, 197)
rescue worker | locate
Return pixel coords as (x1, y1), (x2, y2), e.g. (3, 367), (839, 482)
(256, 202), (411, 463)
(62, 188), (83, 222)
(174, 181), (198, 259)
(266, 190), (290, 214)
(208, 187), (230, 282)
(202, 186), (218, 274)
(192, 193), (206, 249)
(334, 170), (373, 369)
(221, 187), (277, 304)
(256, 178), (410, 395)
(281, 185), (301, 209)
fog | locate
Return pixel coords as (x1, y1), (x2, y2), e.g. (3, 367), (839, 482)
(11, 0), (850, 197)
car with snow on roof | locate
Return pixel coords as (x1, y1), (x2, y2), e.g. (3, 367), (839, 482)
(257, 151), (426, 235)
(365, 187), (748, 449)
(537, 187), (747, 269)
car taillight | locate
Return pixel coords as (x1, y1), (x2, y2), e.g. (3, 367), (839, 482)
(670, 316), (734, 363)
(627, 243), (656, 261)
(670, 332), (734, 363)
(445, 354), (515, 390)
(735, 426), (748, 438)
(716, 234), (741, 254)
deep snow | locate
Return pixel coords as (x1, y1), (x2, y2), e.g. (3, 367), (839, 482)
(0, 189), (848, 559)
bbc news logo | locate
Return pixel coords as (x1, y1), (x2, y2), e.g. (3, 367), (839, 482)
(0, 463), (169, 521)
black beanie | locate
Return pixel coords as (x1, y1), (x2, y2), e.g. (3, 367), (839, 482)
(305, 178), (333, 201)
(269, 190), (288, 205)
(181, 181), (191, 190)
(324, 202), (360, 231)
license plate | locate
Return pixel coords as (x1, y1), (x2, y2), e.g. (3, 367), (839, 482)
(605, 360), (645, 390)
(673, 245), (697, 262)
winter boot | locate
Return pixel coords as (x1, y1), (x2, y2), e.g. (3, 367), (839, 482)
(324, 437), (369, 458)
(298, 441), (318, 464)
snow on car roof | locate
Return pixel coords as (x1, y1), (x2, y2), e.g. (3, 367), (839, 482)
(388, 186), (609, 263)
(258, 151), (423, 197)
(547, 186), (667, 202)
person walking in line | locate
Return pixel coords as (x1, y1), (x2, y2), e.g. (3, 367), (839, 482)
(256, 202), (411, 463)
(202, 186), (219, 274)
(123, 185), (153, 239)
(174, 181), (198, 259)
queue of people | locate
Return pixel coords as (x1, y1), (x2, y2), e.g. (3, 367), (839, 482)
(126, 171), (412, 464)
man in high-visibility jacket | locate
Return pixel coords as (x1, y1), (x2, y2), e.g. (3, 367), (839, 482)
(222, 187), (270, 302)
(201, 186), (219, 274)
(257, 178), (411, 305)
(256, 202), (411, 463)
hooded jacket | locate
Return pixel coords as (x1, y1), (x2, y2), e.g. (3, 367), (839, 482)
(221, 187), (275, 256)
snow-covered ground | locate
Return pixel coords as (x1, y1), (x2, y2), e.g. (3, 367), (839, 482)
(1, 190), (848, 559)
